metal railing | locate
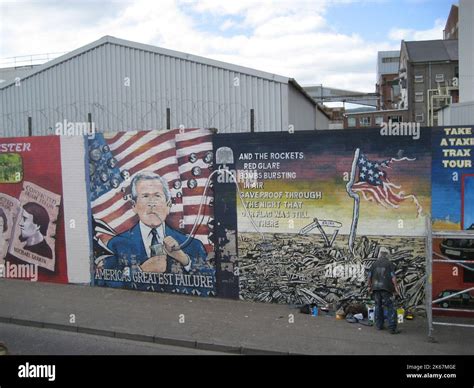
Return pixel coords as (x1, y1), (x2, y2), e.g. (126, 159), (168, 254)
(426, 217), (474, 341)
(0, 52), (66, 68)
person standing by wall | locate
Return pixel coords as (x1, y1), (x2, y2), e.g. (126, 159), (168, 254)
(368, 247), (401, 334)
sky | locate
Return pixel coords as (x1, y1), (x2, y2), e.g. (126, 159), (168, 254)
(0, 0), (455, 92)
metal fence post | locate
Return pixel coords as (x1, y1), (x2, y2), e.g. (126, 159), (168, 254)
(426, 215), (435, 341)
(430, 228), (474, 333)
(28, 116), (32, 137)
(166, 108), (171, 130)
(250, 109), (254, 133)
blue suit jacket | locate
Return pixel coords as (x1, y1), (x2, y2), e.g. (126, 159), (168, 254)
(101, 223), (207, 289)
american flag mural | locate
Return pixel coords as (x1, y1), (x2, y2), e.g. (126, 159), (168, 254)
(352, 152), (423, 216)
(88, 128), (216, 295)
(89, 128), (214, 250)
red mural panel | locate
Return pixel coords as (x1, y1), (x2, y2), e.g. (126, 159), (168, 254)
(0, 136), (67, 283)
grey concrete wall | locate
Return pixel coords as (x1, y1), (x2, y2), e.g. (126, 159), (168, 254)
(60, 136), (91, 284)
(288, 83), (316, 131)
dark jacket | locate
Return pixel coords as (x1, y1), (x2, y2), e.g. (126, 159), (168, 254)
(369, 257), (396, 293)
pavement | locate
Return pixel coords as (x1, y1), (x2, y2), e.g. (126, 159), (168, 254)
(0, 278), (473, 355)
(0, 322), (226, 355)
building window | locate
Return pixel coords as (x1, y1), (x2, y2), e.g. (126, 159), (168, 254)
(392, 84), (401, 97)
(347, 117), (356, 127)
(415, 92), (424, 102)
(389, 116), (402, 123)
(360, 117), (371, 127)
(415, 113), (424, 123)
(375, 116), (384, 126)
(415, 75), (424, 83)
(382, 57), (399, 63)
(435, 74), (445, 83)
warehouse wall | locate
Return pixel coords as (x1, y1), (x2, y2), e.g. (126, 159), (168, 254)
(288, 83), (316, 131)
(316, 107), (330, 130)
(438, 102), (474, 126)
(0, 39), (292, 136)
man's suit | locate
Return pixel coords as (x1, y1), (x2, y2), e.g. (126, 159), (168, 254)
(100, 222), (207, 290)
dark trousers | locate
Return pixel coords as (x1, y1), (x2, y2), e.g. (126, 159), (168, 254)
(373, 290), (397, 330)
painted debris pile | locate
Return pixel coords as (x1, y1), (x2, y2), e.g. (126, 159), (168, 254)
(238, 233), (426, 310)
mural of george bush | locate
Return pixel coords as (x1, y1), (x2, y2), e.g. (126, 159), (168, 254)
(101, 171), (207, 281)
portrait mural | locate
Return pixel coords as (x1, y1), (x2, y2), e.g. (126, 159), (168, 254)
(89, 128), (216, 296)
(0, 136), (66, 282)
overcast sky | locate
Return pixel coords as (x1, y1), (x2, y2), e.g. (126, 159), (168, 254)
(0, 0), (454, 92)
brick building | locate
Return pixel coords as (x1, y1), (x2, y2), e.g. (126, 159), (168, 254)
(376, 51), (401, 110)
(398, 39), (459, 126)
(344, 108), (408, 129)
(444, 4), (459, 40)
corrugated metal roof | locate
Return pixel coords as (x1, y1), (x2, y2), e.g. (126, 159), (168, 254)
(405, 39), (458, 63)
(0, 65), (39, 85)
(0, 36), (289, 91)
(1, 35), (323, 135)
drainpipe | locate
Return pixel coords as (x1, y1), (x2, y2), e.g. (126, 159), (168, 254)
(429, 62), (432, 125)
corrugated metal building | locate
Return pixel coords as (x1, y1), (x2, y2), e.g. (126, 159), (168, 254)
(0, 36), (329, 136)
(0, 65), (39, 85)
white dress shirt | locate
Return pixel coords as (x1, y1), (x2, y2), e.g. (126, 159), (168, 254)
(139, 221), (165, 258)
(138, 221), (191, 271)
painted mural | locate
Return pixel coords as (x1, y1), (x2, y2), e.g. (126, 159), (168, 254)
(0, 136), (66, 283)
(431, 126), (474, 313)
(432, 126), (474, 231)
(214, 129), (431, 309)
(432, 237), (474, 309)
(89, 128), (216, 296)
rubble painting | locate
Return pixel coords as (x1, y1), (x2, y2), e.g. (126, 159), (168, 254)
(238, 233), (426, 309)
(214, 129), (431, 309)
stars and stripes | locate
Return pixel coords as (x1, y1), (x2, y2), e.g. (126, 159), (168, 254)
(352, 153), (423, 216)
(89, 128), (214, 252)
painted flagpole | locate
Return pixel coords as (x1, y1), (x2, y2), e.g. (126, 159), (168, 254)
(346, 148), (360, 255)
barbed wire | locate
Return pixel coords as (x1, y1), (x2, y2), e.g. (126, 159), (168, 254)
(0, 98), (263, 135)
